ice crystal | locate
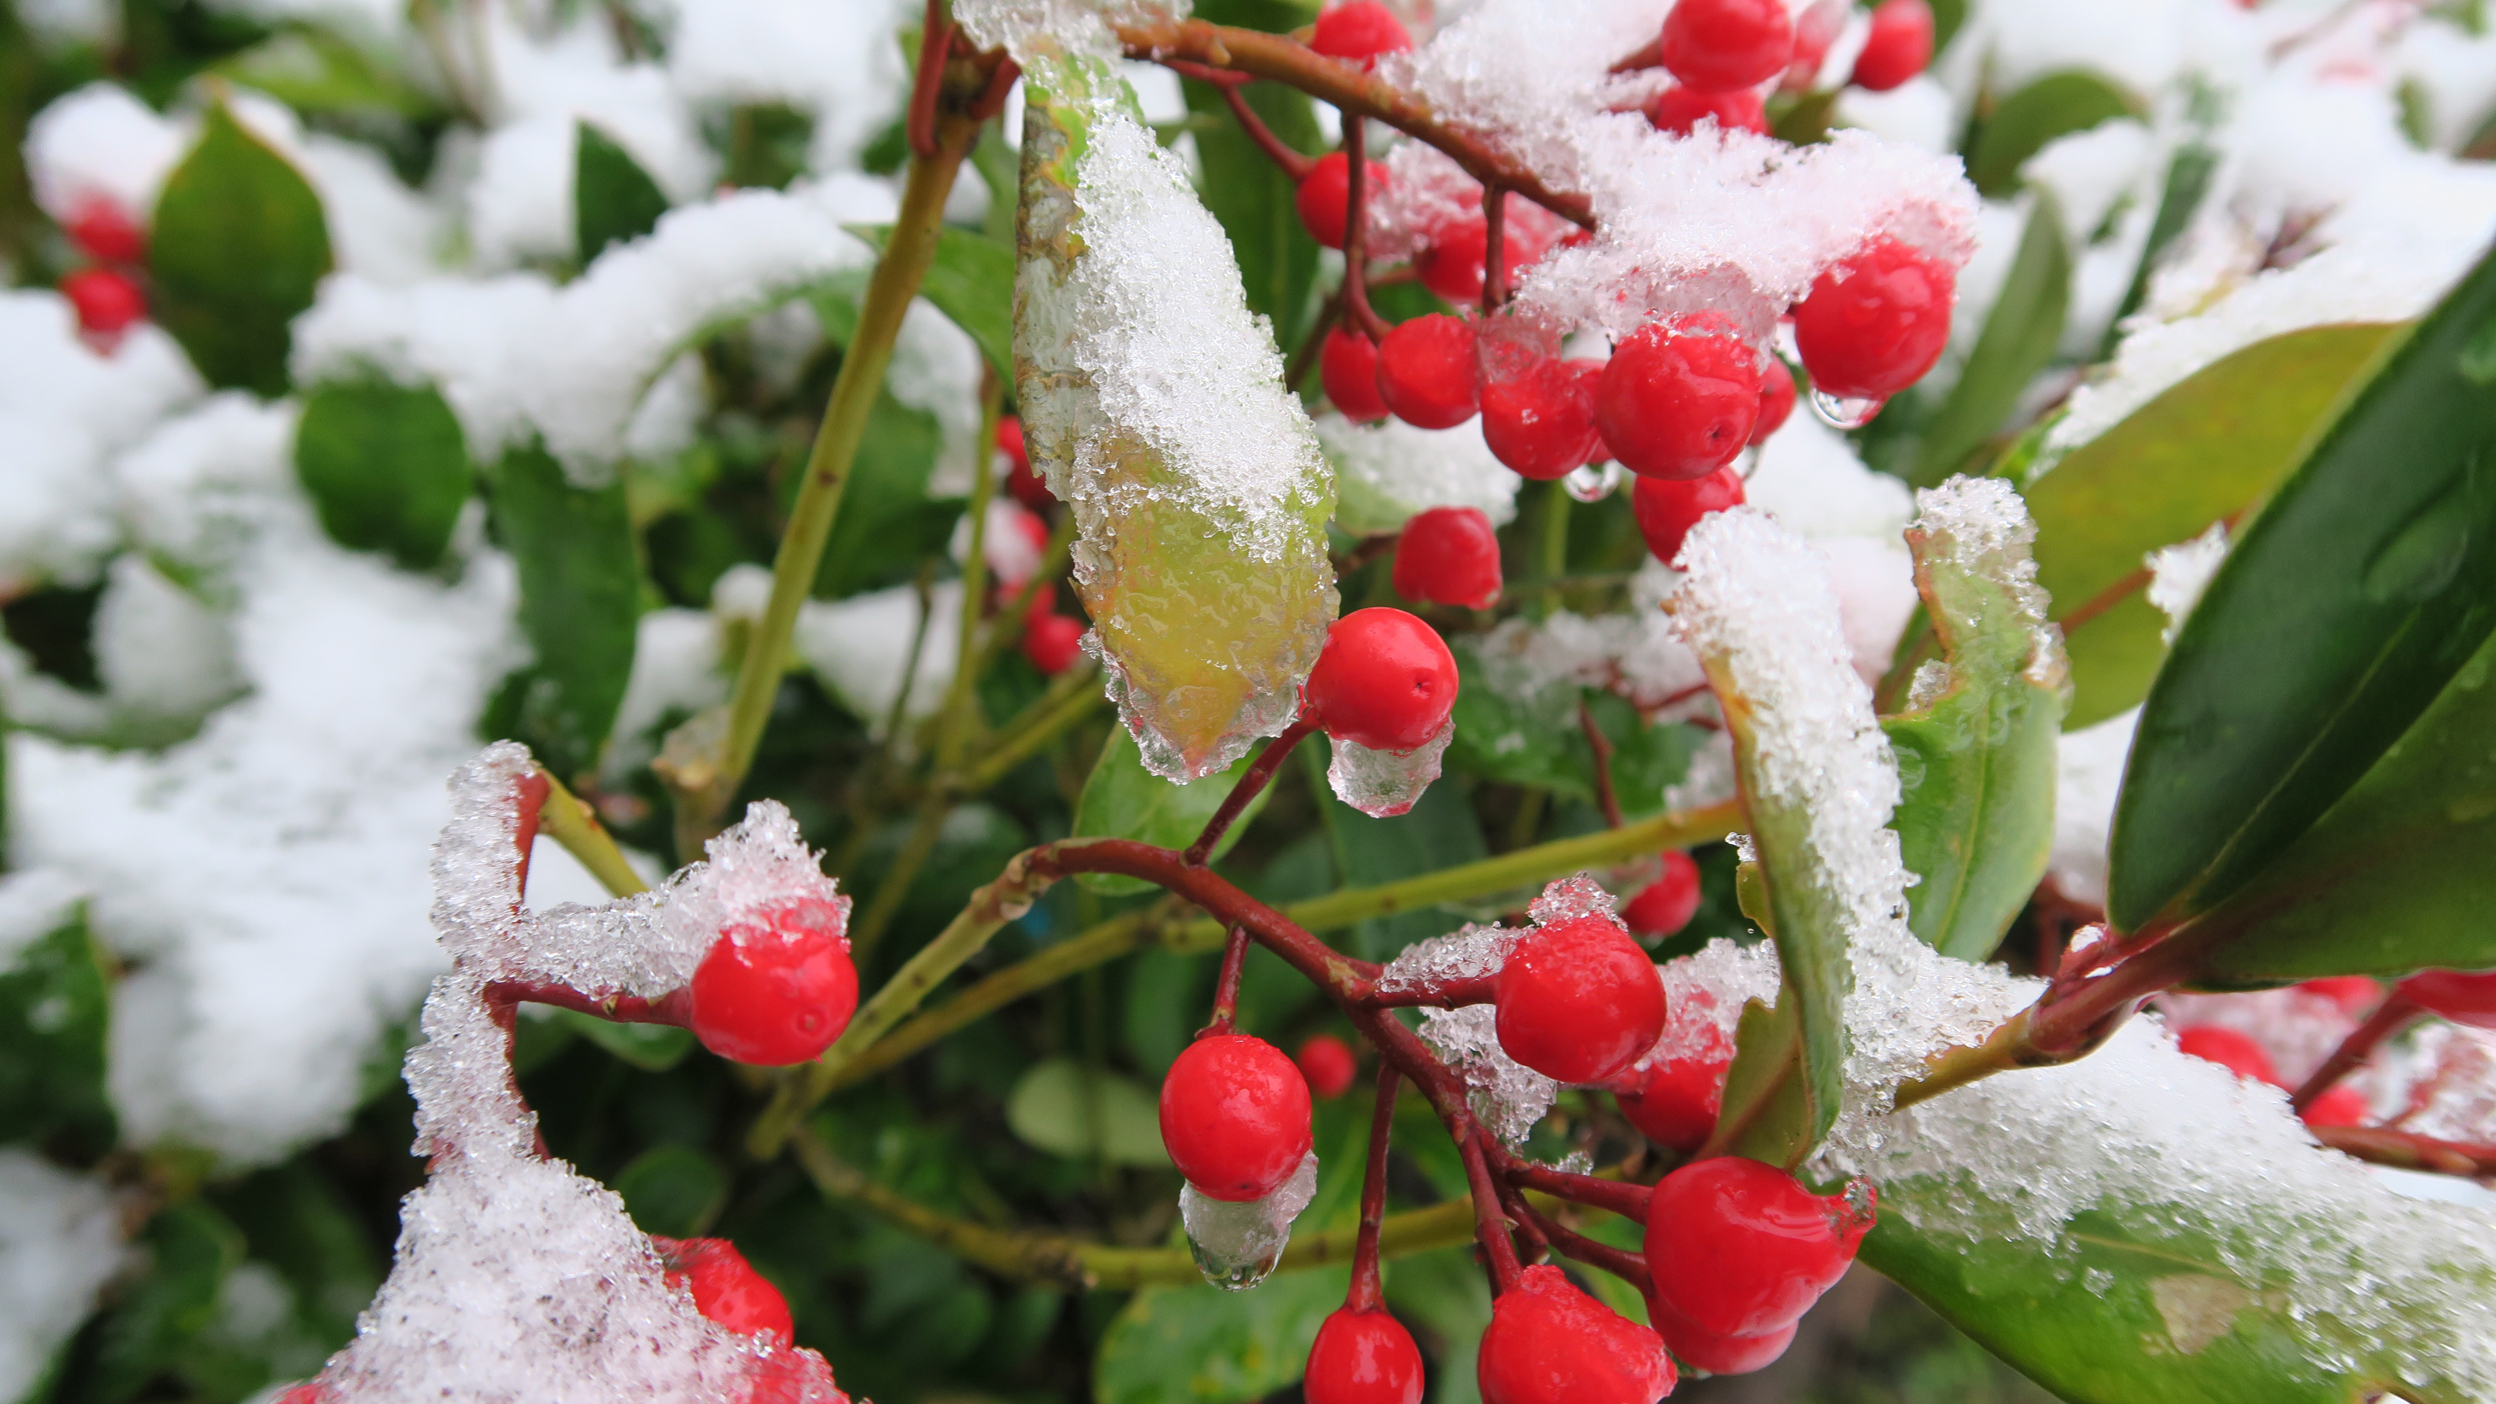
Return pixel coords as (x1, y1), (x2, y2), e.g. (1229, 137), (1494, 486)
(1327, 717), (1454, 818)
(1420, 1004), (1557, 1146)
(1179, 1151), (1318, 1291)
(1376, 922), (1518, 1000)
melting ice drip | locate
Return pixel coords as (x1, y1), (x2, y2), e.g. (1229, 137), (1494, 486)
(1326, 716), (1456, 819)
(309, 742), (849, 1404)
(1179, 1152), (1320, 1290)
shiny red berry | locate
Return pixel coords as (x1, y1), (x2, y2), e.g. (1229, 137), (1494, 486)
(66, 198), (146, 265)
(274, 1386), (326, 1404)
(1659, 0), (1793, 92)
(2175, 1025), (2281, 1085)
(1495, 913), (1668, 1085)
(1623, 850), (1703, 937)
(1414, 206), (1546, 307)
(1302, 607), (1461, 751)
(1482, 357), (1603, 480)
(1311, 0), (1414, 67)
(1296, 1033), (1359, 1099)
(1793, 238), (1955, 400)
(655, 1237), (796, 1346)
(743, 1349), (850, 1404)
(2301, 1084), (2370, 1129)
(1476, 1265), (1677, 1404)
(1597, 317), (1762, 480)
(1644, 1296), (1797, 1376)
(1297, 152), (1355, 250)
(1849, 0), (1934, 92)
(1617, 1035), (1732, 1153)
(1323, 326), (1392, 420)
(1631, 465), (1745, 566)
(2298, 975), (2382, 1017)
(1644, 1157), (1874, 1338)
(1306, 1305), (1425, 1404)
(2398, 969), (2496, 1028)
(1750, 360), (1798, 444)
(1159, 1032), (1314, 1201)
(1646, 84), (1770, 137)
(1375, 315), (1481, 429)
(1783, 1), (1842, 88)
(998, 416), (1053, 512)
(61, 267), (146, 341)
(1022, 611), (1086, 674)
(1392, 506), (1503, 610)
(689, 897), (859, 1066)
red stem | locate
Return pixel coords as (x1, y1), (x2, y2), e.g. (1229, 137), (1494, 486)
(2314, 1124), (2496, 1176)
(1498, 1179), (1552, 1263)
(1499, 1155), (1653, 1221)
(1039, 839), (1384, 995)
(1185, 718), (1319, 866)
(1480, 185), (1508, 314)
(2291, 993), (2420, 1113)
(1287, 291), (1346, 393)
(1577, 698), (1622, 830)
(1218, 82), (1316, 180)
(1511, 1196), (1654, 1295)
(1341, 116), (1391, 342)
(1364, 974), (1499, 1009)
(514, 768), (551, 898)
(1460, 1131), (1524, 1292)
(486, 981), (695, 1029)
(1206, 925), (1250, 1035)
(1347, 1062), (1399, 1312)
(907, 0), (953, 159)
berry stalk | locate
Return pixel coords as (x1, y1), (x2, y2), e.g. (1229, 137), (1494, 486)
(1346, 1063), (1399, 1313)
(1184, 718), (1318, 866)
(2290, 992), (2421, 1114)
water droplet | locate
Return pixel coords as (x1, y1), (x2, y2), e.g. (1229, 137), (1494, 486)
(1562, 462), (1625, 503)
(1810, 389), (1885, 430)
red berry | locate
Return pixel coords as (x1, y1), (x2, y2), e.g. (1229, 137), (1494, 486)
(2175, 1025), (2281, 1085)
(1596, 317), (1762, 480)
(66, 198), (146, 265)
(1375, 315), (1481, 430)
(1792, 238), (1955, 400)
(1617, 1040), (1731, 1153)
(1645, 1158), (1873, 1338)
(1022, 611), (1087, 674)
(655, 1237), (796, 1346)
(275, 1386), (325, 1404)
(1495, 913), (1668, 1085)
(1323, 326), (1392, 420)
(1750, 360), (1798, 444)
(1659, 0), (1793, 92)
(1631, 465), (1745, 567)
(2399, 970), (2496, 1029)
(1297, 152), (1354, 250)
(1311, 0), (1414, 68)
(1305, 1305), (1425, 1404)
(1783, 1), (1843, 88)
(1301, 607), (1461, 751)
(1623, 850), (1703, 937)
(1476, 1265), (1677, 1404)
(1413, 206), (1547, 307)
(689, 897), (859, 1066)
(60, 267), (146, 341)
(1849, 0), (1934, 92)
(1644, 1296), (1797, 1375)
(2296, 975), (2381, 1017)
(2301, 1084), (2370, 1129)
(1481, 357), (1603, 480)
(1392, 506), (1503, 610)
(1159, 1033), (1314, 1201)
(998, 416), (1052, 512)
(1296, 1033), (1359, 1099)
(743, 1349), (851, 1404)
(1646, 84), (1771, 137)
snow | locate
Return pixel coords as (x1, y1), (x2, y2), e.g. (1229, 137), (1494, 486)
(1420, 1003), (1557, 1147)
(23, 83), (188, 226)
(2049, 708), (2136, 909)
(2022, 119), (2157, 248)
(655, 0), (914, 172)
(0, 1152), (122, 1403)
(791, 580), (964, 737)
(2144, 520), (2229, 644)
(1318, 413), (1521, 537)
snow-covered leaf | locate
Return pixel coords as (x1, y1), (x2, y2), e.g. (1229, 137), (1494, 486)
(149, 100), (331, 395)
(575, 121), (671, 263)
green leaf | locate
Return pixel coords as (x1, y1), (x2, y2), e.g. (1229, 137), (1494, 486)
(2109, 240), (2496, 932)
(148, 99), (332, 395)
(846, 222), (1014, 381)
(1182, 77), (1325, 356)
(554, 1009), (696, 1071)
(2101, 141), (2220, 359)
(1705, 987), (1814, 1168)
(1311, 754), (1488, 964)
(0, 903), (114, 1153)
(1073, 726), (1274, 894)
(808, 390), (962, 599)
(292, 380), (472, 571)
(1908, 195), (2070, 488)
(1380, 1248), (1490, 1404)
(209, 1162), (382, 1346)
(213, 28), (439, 118)
(1093, 1267), (1348, 1404)
(2029, 323), (2399, 728)
(1966, 70), (2139, 197)
(614, 1143), (730, 1238)
(1882, 485), (2068, 961)
(2190, 629), (2496, 981)
(1003, 1057), (1170, 1167)
(574, 121), (670, 263)
(76, 1202), (243, 1404)
(487, 444), (641, 779)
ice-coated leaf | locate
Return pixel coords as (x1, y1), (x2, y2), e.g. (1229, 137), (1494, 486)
(1964, 70), (2138, 197)
(1882, 479), (2067, 962)
(1093, 1267), (1347, 1404)
(149, 99), (333, 395)
(1181, 75), (1325, 357)
(293, 380), (473, 572)
(486, 445), (641, 779)
(2029, 323), (2397, 727)
(1072, 725), (1273, 894)
(2110, 240), (2496, 933)
(1908, 196), (2069, 488)
(0, 902), (114, 1153)
(574, 121), (671, 263)
(1014, 49), (1338, 781)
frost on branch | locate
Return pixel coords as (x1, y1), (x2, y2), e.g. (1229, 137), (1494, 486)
(1012, 50), (1339, 781)
(316, 744), (847, 1404)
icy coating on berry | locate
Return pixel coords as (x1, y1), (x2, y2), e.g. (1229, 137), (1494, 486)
(1419, 1004), (1558, 1147)
(1014, 51), (1339, 781)
(1375, 921), (1521, 999)
(1178, 1150), (1319, 1290)
(323, 744), (848, 1404)
(1326, 717), (1456, 817)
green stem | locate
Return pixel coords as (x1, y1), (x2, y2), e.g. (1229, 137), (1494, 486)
(846, 788), (951, 961)
(533, 767), (650, 897)
(954, 665), (1106, 794)
(941, 368), (1009, 775)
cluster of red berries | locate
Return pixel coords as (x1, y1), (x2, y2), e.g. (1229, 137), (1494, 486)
(1646, 0), (1934, 138)
(688, 895), (860, 1066)
(992, 417), (1087, 675)
(56, 197), (150, 349)
(1642, 1156), (1875, 1375)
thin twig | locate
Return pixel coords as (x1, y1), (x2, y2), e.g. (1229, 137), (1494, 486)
(1481, 183), (1508, 314)
(2313, 1124), (2496, 1178)
(1183, 719), (1317, 865)
(1206, 926), (1250, 1034)
(2291, 994), (2419, 1114)
(1341, 116), (1391, 341)
(1347, 1063), (1399, 1312)
(1578, 698), (1623, 829)
(1286, 291), (1345, 393)
(1218, 82), (1316, 179)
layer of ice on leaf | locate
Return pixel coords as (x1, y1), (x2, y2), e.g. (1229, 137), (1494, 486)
(1420, 1004), (1556, 1145)
(1014, 53), (1337, 780)
(1179, 1151), (1318, 1291)
(2145, 521), (2229, 645)
(1909, 475), (2066, 686)
(2048, 707), (2135, 908)
(1316, 412), (1520, 537)
(1327, 717), (1453, 818)
(0, 1151), (121, 1403)
(1376, 922), (1519, 999)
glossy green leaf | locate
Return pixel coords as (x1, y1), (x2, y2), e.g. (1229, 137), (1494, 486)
(1073, 726), (1273, 894)
(0, 903), (114, 1153)
(1882, 487), (2068, 961)
(2110, 240), (2496, 932)
(2192, 629), (2496, 981)
(575, 121), (670, 262)
(293, 380), (472, 571)
(1183, 76), (1324, 357)
(1003, 1057), (1170, 1167)
(847, 222), (1014, 380)
(214, 29), (438, 118)
(149, 99), (332, 395)
(77, 1202), (242, 1404)
(2029, 323), (2399, 728)
(1706, 986), (1814, 1168)
(1966, 70), (2139, 197)
(487, 445), (641, 779)
(615, 1143), (730, 1238)
(1094, 1267), (1347, 1404)
(1909, 195), (2069, 488)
